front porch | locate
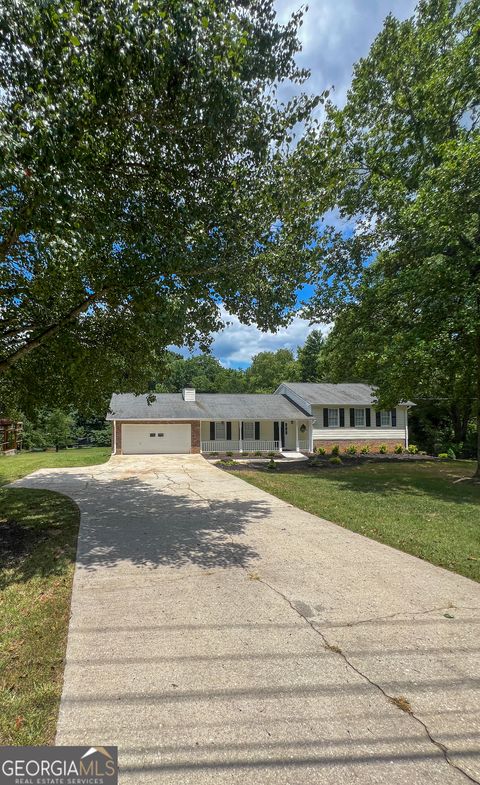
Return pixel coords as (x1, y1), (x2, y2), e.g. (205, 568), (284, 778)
(200, 419), (312, 454)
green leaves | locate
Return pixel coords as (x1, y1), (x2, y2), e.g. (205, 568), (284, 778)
(0, 0), (320, 413)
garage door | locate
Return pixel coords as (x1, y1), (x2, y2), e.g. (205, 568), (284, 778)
(122, 424), (191, 454)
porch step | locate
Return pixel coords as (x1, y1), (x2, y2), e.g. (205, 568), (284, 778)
(280, 451), (309, 461)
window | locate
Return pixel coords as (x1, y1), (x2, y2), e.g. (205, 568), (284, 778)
(149, 433), (155, 437)
(243, 422), (254, 440)
(380, 410), (391, 426)
(157, 433), (164, 437)
(328, 408), (339, 427)
(215, 422), (226, 439)
(354, 408), (365, 427)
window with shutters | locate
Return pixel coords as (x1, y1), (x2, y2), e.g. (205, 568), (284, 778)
(354, 408), (365, 427)
(328, 408), (339, 427)
(243, 422), (254, 440)
(215, 422), (226, 439)
(380, 410), (391, 426)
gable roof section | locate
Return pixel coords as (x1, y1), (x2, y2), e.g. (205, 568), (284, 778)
(278, 383), (414, 407)
(107, 393), (312, 421)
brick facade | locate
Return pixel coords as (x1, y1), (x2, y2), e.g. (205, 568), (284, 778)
(114, 420), (201, 454)
(313, 438), (405, 453)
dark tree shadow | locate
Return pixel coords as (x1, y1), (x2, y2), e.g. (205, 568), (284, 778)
(8, 471), (266, 574)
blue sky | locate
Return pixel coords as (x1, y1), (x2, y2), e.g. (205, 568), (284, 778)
(190, 0), (418, 369)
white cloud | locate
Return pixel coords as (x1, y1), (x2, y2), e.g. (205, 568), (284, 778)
(210, 308), (328, 367)
(274, 0), (417, 109)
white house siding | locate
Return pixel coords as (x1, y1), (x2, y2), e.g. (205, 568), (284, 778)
(311, 405), (408, 441)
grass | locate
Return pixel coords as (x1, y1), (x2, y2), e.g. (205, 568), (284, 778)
(0, 446), (111, 486)
(0, 447), (110, 744)
(232, 460), (480, 582)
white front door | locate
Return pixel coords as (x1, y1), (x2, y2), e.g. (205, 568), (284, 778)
(122, 424), (191, 454)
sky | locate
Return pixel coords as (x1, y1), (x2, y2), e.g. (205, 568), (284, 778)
(185, 0), (418, 369)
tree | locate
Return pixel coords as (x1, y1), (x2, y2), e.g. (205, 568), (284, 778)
(304, 0), (480, 473)
(0, 0), (321, 415)
(157, 353), (247, 393)
(297, 329), (325, 381)
(245, 349), (299, 393)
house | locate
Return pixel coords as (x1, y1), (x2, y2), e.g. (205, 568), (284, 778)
(276, 383), (412, 452)
(106, 384), (412, 455)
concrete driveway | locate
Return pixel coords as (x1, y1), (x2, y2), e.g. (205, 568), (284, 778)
(13, 455), (480, 784)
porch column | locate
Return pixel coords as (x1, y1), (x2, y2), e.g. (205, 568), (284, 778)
(295, 421), (299, 452)
(239, 420), (243, 453)
(309, 420), (314, 452)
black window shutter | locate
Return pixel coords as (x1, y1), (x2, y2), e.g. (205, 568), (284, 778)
(274, 422), (279, 441)
(366, 408), (371, 427)
(241, 422), (244, 438)
(210, 422), (215, 440)
(339, 408), (345, 427)
(349, 407), (355, 427)
(323, 408), (329, 427)
(376, 411), (381, 427)
(255, 422), (260, 440)
(391, 409), (397, 427)
(226, 422), (232, 440)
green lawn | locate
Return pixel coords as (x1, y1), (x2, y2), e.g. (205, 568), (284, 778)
(0, 447), (110, 744)
(232, 460), (480, 582)
(0, 446), (111, 486)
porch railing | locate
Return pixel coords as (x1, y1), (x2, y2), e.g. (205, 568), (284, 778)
(201, 440), (280, 453)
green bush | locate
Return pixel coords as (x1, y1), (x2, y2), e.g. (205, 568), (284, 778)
(329, 456), (342, 465)
(267, 451), (276, 458)
(216, 458), (238, 467)
(437, 453), (449, 460)
(267, 458), (277, 470)
(209, 452), (218, 457)
(360, 445), (370, 454)
(394, 444), (404, 454)
(447, 447), (456, 460)
(242, 452), (249, 457)
(407, 444), (418, 455)
(226, 451), (234, 457)
(345, 444), (357, 455)
(379, 444), (388, 454)
(331, 445), (340, 456)
(254, 451), (262, 457)
(315, 446), (326, 456)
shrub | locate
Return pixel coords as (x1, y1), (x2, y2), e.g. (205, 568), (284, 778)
(215, 459), (238, 467)
(331, 445), (340, 456)
(242, 452), (249, 457)
(226, 451), (234, 457)
(360, 445), (369, 455)
(407, 444), (418, 455)
(447, 447), (456, 460)
(268, 451), (276, 458)
(254, 451), (262, 457)
(394, 444), (404, 454)
(346, 444), (357, 455)
(209, 452), (218, 457)
(267, 458), (277, 470)
(438, 453), (449, 460)
(379, 444), (388, 454)
(329, 456), (342, 465)
(315, 446), (326, 456)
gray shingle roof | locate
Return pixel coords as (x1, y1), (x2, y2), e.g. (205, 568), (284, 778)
(107, 393), (312, 421)
(279, 383), (414, 406)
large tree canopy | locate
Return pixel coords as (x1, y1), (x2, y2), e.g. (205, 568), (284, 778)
(0, 0), (320, 414)
(303, 0), (480, 471)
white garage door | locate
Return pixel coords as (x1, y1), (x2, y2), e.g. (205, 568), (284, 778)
(122, 424), (191, 454)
